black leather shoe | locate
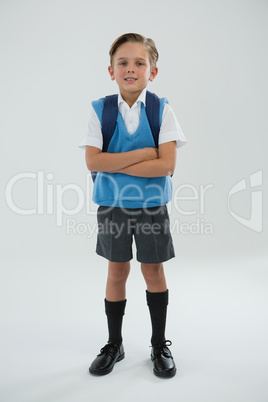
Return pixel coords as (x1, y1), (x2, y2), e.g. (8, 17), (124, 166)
(89, 343), (125, 376)
(151, 340), (176, 378)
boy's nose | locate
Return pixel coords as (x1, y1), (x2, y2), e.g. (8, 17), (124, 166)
(127, 65), (135, 73)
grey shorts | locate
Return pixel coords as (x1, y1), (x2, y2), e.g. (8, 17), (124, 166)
(96, 205), (175, 264)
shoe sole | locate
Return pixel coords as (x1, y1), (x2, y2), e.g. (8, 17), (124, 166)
(89, 353), (125, 376)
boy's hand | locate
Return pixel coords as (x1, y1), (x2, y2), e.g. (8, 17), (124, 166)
(143, 147), (158, 161)
(86, 146), (158, 173)
(117, 141), (176, 177)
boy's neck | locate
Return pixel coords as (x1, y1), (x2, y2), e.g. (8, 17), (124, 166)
(120, 89), (145, 108)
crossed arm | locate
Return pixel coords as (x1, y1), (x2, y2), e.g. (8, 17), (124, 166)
(85, 141), (177, 178)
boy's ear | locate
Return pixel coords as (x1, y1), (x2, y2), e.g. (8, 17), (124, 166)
(149, 66), (158, 82)
(108, 66), (115, 80)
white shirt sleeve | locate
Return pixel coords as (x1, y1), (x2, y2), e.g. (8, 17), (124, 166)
(158, 103), (187, 148)
(78, 105), (103, 150)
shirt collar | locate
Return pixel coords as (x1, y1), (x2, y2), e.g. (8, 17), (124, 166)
(118, 88), (147, 109)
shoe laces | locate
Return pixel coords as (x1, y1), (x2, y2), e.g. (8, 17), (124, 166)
(150, 340), (173, 360)
(99, 343), (118, 357)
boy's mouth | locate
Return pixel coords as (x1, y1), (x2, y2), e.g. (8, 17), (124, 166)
(125, 78), (137, 82)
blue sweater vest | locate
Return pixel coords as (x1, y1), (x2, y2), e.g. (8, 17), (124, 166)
(92, 97), (172, 208)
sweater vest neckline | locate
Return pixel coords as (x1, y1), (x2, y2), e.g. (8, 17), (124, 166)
(117, 103), (146, 138)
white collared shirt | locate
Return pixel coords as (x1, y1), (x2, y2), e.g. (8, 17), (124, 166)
(79, 88), (187, 150)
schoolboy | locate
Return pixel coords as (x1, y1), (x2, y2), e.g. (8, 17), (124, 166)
(79, 33), (187, 378)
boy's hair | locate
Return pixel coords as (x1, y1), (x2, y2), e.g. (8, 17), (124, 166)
(109, 33), (159, 70)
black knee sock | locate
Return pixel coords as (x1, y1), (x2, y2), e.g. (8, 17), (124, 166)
(146, 290), (169, 346)
(105, 299), (127, 346)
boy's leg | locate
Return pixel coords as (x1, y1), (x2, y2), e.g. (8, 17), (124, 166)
(141, 263), (176, 378)
(141, 263), (167, 345)
(89, 261), (130, 376)
(105, 261), (130, 345)
(106, 260), (130, 301)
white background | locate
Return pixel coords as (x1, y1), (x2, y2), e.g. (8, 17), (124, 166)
(1, 0), (268, 401)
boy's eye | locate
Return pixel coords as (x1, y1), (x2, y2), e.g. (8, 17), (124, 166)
(118, 61), (144, 66)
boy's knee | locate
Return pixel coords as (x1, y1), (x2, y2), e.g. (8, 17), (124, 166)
(141, 263), (164, 283)
(108, 261), (130, 283)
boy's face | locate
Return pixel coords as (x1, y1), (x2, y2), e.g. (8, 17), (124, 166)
(108, 42), (158, 102)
